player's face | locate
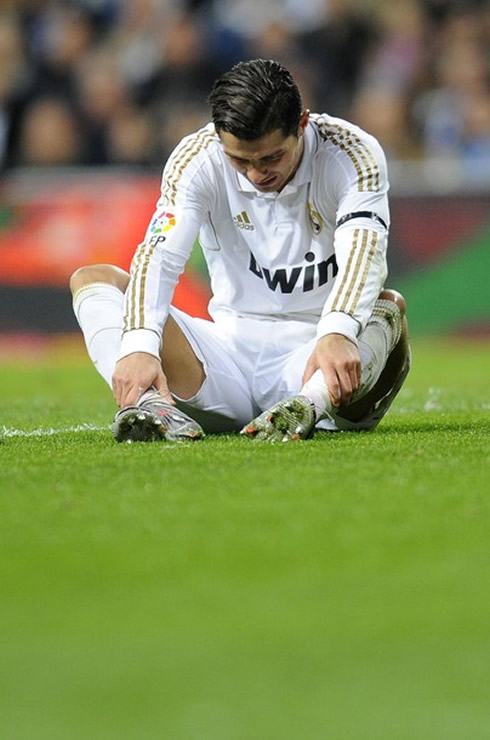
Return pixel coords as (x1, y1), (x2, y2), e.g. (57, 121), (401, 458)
(220, 111), (310, 193)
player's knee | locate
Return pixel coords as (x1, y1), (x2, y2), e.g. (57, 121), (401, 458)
(69, 264), (129, 295)
(379, 288), (406, 319)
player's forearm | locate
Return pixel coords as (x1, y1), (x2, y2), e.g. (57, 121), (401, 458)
(317, 221), (388, 343)
(119, 250), (182, 360)
(119, 207), (200, 360)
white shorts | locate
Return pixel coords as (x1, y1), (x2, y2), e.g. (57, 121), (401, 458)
(169, 307), (317, 432)
(168, 306), (403, 433)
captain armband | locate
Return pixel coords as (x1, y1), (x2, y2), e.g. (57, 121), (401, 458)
(336, 211), (388, 230)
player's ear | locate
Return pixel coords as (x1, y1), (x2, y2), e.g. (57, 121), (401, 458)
(298, 110), (310, 136)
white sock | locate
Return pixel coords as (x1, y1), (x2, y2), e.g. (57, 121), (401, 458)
(357, 326), (385, 395)
(301, 369), (332, 421)
(303, 301), (402, 415)
(72, 282), (124, 387)
(357, 301), (402, 395)
(300, 332), (386, 418)
(301, 328), (389, 417)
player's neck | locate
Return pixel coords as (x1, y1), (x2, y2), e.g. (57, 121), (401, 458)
(278, 134), (305, 192)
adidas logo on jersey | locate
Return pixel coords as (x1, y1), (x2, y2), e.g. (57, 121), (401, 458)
(233, 211), (255, 231)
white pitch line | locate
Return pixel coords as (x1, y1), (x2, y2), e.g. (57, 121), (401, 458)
(1, 423), (108, 439)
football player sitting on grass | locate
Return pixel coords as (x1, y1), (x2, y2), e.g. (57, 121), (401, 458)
(70, 59), (410, 443)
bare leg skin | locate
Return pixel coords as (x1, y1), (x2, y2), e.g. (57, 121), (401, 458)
(70, 264), (205, 400)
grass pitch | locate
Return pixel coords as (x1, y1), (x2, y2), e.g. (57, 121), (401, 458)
(1, 338), (490, 740)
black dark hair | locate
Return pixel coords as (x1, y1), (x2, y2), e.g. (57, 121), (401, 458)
(208, 59), (303, 140)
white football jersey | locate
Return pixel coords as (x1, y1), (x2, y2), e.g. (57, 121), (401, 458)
(119, 114), (390, 360)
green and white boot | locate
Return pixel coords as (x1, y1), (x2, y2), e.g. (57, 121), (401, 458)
(240, 395), (316, 442)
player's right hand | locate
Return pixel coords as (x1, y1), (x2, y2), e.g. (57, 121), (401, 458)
(111, 352), (172, 408)
(303, 333), (361, 407)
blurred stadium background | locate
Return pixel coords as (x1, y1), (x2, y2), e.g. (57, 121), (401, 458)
(0, 0), (489, 347)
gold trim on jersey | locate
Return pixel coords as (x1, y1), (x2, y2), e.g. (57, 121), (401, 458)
(315, 117), (380, 192)
(123, 126), (217, 332)
(331, 228), (378, 315)
(161, 127), (217, 206)
(348, 230), (378, 313)
(122, 239), (157, 331)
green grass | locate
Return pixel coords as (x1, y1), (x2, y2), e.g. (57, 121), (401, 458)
(1, 338), (490, 740)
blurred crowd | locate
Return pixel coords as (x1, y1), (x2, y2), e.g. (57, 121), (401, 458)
(1, 0), (490, 177)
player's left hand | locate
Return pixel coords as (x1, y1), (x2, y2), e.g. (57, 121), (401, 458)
(302, 333), (361, 407)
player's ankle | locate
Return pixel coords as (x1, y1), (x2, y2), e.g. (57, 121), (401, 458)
(300, 370), (332, 421)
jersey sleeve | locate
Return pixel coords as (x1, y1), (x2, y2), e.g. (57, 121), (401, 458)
(118, 128), (215, 361)
(316, 127), (390, 345)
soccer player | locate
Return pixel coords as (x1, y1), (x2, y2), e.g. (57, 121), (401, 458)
(70, 59), (410, 443)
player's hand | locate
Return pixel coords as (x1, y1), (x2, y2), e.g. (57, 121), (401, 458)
(302, 334), (361, 407)
(112, 352), (173, 408)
